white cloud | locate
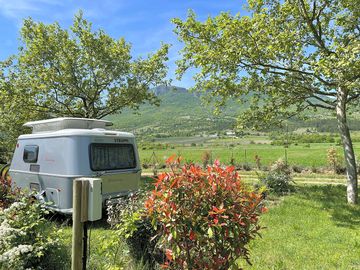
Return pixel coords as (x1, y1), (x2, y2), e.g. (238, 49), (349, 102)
(0, 0), (64, 19)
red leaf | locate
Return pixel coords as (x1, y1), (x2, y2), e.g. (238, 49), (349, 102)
(165, 249), (173, 261)
(160, 262), (170, 269)
(170, 178), (178, 189)
(211, 206), (226, 214)
(166, 154), (177, 164)
(155, 173), (167, 187)
(225, 166), (235, 173)
(189, 230), (196, 240)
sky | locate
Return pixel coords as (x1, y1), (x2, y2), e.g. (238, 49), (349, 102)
(0, 0), (247, 88)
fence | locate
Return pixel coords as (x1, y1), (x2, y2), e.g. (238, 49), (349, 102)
(139, 145), (349, 169)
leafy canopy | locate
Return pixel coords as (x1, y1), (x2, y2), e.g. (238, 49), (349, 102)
(0, 59), (47, 161)
(173, 0), (360, 128)
(2, 12), (169, 119)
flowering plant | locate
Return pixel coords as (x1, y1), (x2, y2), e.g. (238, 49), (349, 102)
(0, 194), (61, 269)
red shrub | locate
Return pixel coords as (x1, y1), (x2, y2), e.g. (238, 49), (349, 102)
(0, 174), (18, 209)
(145, 156), (267, 269)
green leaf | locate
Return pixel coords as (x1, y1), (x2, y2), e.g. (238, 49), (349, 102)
(208, 227), (214, 238)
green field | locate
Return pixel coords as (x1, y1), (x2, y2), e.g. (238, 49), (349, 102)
(138, 137), (360, 168)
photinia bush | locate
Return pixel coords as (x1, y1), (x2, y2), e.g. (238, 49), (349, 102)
(0, 174), (19, 209)
(145, 156), (267, 270)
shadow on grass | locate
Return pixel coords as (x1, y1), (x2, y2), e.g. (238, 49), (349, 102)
(296, 185), (360, 229)
(46, 210), (111, 229)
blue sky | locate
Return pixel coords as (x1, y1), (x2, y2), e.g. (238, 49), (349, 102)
(0, 0), (247, 87)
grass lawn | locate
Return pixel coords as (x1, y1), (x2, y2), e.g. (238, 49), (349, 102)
(238, 185), (360, 269)
(55, 183), (360, 270)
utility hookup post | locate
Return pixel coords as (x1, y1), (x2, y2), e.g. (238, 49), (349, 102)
(285, 123), (289, 166)
(72, 178), (102, 270)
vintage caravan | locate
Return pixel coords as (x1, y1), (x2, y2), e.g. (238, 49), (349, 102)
(9, 117), (141, 214)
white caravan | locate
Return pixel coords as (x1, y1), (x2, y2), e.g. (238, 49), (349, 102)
(9, 118), (141, 214)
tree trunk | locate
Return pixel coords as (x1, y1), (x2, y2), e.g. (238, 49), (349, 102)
(336, 86), (358, 204)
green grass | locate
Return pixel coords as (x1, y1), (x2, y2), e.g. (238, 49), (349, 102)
(54, 183), (360, 270)
(139, 141), (360, 167)
(237, 185), (360, 269)
(53, 213), (142, 270)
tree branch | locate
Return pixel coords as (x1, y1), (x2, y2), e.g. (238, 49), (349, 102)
(347, 92), (360, 104)
(298, 0), (335, 56)
(306, 99), (334, 110)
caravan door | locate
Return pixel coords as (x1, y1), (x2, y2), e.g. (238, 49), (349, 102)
(89, 143), (140, 199)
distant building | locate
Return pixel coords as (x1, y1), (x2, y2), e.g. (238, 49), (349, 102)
(225, 130), (236, 137)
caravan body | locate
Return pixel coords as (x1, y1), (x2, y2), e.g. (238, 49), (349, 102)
(9, 118), (141, 214)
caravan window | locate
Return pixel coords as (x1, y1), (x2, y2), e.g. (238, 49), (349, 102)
(90, 143), (136, 171)
(23, 145), (39, 163)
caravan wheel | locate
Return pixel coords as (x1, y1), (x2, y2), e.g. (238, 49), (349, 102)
(0, 164), (10, 179)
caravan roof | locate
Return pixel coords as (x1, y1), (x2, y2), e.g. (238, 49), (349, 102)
(18, 128), (134, 139)
(24, 117), (113, 134)
(21, 117), (133, 139)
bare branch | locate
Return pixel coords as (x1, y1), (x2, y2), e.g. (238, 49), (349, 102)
(347, 93), (360, 104)
(298, 0), (335, 56)
(306, 99), (334, 110)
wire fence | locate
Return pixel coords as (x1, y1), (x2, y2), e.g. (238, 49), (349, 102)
(140, 145), (350, 170)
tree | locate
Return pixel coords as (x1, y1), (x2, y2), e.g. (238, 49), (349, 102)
(1, 12), (169, 119)
(0, 12), (169, 156)
(0, 59), (46, 162)
(173, 0), (360, 204)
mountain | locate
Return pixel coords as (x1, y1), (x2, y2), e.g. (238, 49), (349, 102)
(106, 86), (360, 139)
(151, 85), (188, 95)
(106, 86), (243, 139)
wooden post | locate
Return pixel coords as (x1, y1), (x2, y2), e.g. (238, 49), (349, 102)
(81, 181), (89, 223)
(81, 180), (89, 270)
(72, 180), (83, 270)
(244, 149), (247, 164)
